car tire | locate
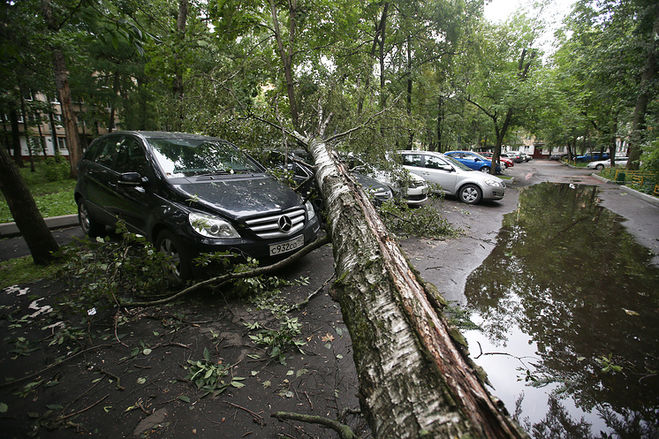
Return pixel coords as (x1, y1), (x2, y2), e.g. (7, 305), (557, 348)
(595, 164), (604, 171)
(155, 230), (192, 282)
(78, 200), (104, 237)
(459, 184), (482, 205)
(479, 166), (490, 173)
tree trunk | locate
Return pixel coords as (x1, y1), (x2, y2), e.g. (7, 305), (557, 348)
(9, 108), (23, 167)
(173, 0), (188, 129)
(48, 109), (60, 162)
(0, 146), (59, 264)
(627, 5), (657, 170)
(19, 93), (35, 172)
(51, 49), (81, 177)
(358, 4), (389, 116)
(436, 94), (444, 152)
(378, 3), (389, 110)
(300, 134), (526, 438)
(35, 114), (48, 158)
(269, 0), (300, 131)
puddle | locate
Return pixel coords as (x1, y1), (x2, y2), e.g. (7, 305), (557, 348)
(462, 183), (659, 437)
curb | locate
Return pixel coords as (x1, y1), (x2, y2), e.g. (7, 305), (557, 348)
(591, 173), (659, 207)
(0, 214), (79, 238)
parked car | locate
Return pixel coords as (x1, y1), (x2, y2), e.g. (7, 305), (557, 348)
(576, 152), (609, 162)
(352, 173), (395, 205)
(504, 151), (525, 163)
(258, 149), (397, 206)
(549, 153), (568, 161)
(444, 151), (502, 174)
(480, 151), (514, 168)
(398, 150), (505, 204)
(75, 131), (320, 279)
(587, 156), (628, 171)
(343, 154), (429, 206)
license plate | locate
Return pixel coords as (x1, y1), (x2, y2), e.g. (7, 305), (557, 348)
(269, 235), (304, 256)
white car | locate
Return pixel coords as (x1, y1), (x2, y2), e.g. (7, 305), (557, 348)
(398, 150), (505, 204)
(587, 157), (628, 171)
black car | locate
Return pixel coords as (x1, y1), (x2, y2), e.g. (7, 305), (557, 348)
(75, 131), (320, 279)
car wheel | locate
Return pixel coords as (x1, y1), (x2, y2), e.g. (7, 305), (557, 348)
(595, 164), (604, 171)
(78, 200), (103, 237)
(479, 166), (490, 173)
(156, 230), (191, 282)
(459, 184), (482, 204)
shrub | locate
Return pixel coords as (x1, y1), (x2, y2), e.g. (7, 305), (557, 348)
(43, 159), (71, 182)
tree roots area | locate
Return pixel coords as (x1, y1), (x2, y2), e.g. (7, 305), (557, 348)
(0, 244), (372, 438)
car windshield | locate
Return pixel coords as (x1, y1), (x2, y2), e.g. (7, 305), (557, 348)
(147, 137), (262, 178)
(443, 155), (473, 171)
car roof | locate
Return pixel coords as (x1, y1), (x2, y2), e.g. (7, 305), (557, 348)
(106, 131), (223, 142)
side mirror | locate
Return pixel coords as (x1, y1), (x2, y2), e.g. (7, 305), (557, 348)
(119, 172), (147, 186)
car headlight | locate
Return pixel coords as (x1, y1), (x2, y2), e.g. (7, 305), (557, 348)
(485, 178), (503, 188)
(304, 200), (316, 221)
(189, 212), (240, 238)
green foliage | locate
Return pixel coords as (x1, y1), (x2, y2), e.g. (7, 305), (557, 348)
(378, 198), (455, 239)
(185, 347), (245, 397)
(641, 139), (659, 176)
(58, 221), (177, 313)
(596, 354), (623, 375)
(0, 163), (76, 223)
(41, 160), (71, 182)
(247, 316), (305, 365)
(0, 255), (64, 289)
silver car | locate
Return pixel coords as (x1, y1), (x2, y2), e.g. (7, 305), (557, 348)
(398, 150), (506, 204)
(587, 156), (628, 171)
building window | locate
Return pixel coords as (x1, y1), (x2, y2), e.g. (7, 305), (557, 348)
(58, 137), (67, 150)
(22, 89), (34, 101)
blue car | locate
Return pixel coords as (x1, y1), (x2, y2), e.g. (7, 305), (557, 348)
(444, 151), (502, 173)
(576, 152), (609, 162)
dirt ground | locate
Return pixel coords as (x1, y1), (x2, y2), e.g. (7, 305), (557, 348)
(0, 243), (372, 439)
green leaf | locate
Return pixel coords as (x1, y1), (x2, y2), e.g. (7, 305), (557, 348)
(0, 403), (8, 413)
(137, 377), (146, 385)
(230, 381), (245, 388)
(178, 395), (191, 403)
(142, 348), (152, 356)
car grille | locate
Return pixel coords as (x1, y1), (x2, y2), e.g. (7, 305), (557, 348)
(244, 208), (306, 239)
(406, 194), (427, 201)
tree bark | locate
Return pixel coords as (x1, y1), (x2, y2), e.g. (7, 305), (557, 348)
(173, 0), (188, 129)
(627, 5), (657, 170)
(299, 133), (526, 438)
(41, 0), (82, 177)
(269, 0), (300, 131)
(19, 93), (35, 172)
(9, 109), (23, 167)
(378, 3), (389, 110)
(0, 146), (59, 264)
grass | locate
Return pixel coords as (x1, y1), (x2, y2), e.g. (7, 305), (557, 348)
(0, 161), (77, 223)
(0, 254), (65, 289)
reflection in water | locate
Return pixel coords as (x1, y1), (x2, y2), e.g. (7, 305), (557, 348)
(463, 183), (658, 438)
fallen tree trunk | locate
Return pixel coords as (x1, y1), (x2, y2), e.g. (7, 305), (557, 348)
(302, 134), (526, 438)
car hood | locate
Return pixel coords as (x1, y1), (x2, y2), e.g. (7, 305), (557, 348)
(171, 174), (303, 220)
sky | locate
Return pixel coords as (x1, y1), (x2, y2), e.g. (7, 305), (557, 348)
(484, 0), (577, 56)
